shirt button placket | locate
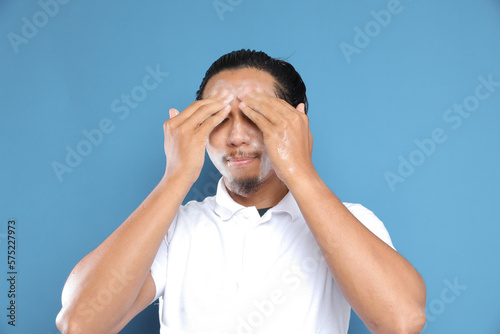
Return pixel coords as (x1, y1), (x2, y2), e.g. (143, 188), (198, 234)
(235, 212), (250, 294)
(239, 209), (257, 293)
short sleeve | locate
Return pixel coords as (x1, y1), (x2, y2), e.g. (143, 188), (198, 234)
(343, 202), (396, 250)
(150, 216), (178, 301)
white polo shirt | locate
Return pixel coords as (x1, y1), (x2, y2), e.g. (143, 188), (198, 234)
(151, 179), (394, 334)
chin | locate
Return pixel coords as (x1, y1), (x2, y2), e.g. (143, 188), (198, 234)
(224, 175), (263, 197)
(224, 168), (277, 197)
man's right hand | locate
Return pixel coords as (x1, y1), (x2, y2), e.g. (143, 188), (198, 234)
(56, 92), (233, 334)
(163, 91), (232, 184)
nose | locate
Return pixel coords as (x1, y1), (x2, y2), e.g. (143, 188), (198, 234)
(227, 104), (253, 147)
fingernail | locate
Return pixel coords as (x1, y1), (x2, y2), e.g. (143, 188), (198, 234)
(224, 95), (234, 104)
(240, 86), (255, 97)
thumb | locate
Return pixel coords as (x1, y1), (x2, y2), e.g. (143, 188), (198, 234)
(296, 103), (306, 114)
(169, 108), (180, 119)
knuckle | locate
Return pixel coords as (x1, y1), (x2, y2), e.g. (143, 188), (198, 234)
(196, 105), (207, 113)
(290, 113), (302, 125)
(192, 99), (205, 106)
(192, 100), (206, 109)
(177, 125), (187, 136)
(164, 119), (177, 131)
(197, 103), (213, 113)
(276, 118), (286, 128)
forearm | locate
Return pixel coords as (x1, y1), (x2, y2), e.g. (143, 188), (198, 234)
(286, 171), (426, 333)
(57, 174), (192, 333)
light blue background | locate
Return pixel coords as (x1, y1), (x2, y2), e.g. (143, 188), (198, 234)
(1, 0), (499, 333)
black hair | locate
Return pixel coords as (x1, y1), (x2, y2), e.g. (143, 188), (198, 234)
(196, 49), (308, 114)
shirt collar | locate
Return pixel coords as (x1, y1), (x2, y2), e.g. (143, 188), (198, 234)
(213, 178), (301, 222)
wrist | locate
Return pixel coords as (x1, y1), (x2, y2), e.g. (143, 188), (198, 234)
(282, 165), (321, 193)
(280, 162), (317, 186)
(160, 171), (196, 195)
(163, 164), (201, 186)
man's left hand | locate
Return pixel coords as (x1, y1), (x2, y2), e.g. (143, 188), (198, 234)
(237, 87), (314, 183)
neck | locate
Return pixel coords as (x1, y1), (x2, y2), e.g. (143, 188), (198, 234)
(223, 172), (288, 209)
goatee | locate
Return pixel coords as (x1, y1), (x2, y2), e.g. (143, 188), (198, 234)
(226, 176), (263, 197)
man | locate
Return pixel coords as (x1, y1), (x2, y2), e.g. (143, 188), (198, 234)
(56, 50), (426, 334)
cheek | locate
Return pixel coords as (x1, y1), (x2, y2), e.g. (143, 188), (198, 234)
(206, 127), (229, 171)
(206, 140), (223, 160)
(207, 125), (226, 147)
(245, 127), (264, 147)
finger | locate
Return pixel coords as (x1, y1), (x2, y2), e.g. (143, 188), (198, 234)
(169, 108), (180, 119)
(238, 94), (281, 125)
(238, 88), (297, 124)
(184, 95), (234, 129)
(196, 104), (232, 136)
(167, 99), (214, 125)
(183, 93), (229, 118)
(296, 103), (305, 114)
(239, 101), (273, 134)
(171, 93), (231, 127)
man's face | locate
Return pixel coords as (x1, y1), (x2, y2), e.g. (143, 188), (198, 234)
(203, 68), (278, 196)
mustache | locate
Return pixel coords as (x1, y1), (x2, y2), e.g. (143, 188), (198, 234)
(223, 150), (261, 160)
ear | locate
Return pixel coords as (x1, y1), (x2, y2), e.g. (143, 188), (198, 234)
(296, 103), (306, 114)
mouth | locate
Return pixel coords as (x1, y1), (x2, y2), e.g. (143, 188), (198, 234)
(226, 156), (257, 167)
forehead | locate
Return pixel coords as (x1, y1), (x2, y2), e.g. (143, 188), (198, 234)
(203, 68), (277, 98)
